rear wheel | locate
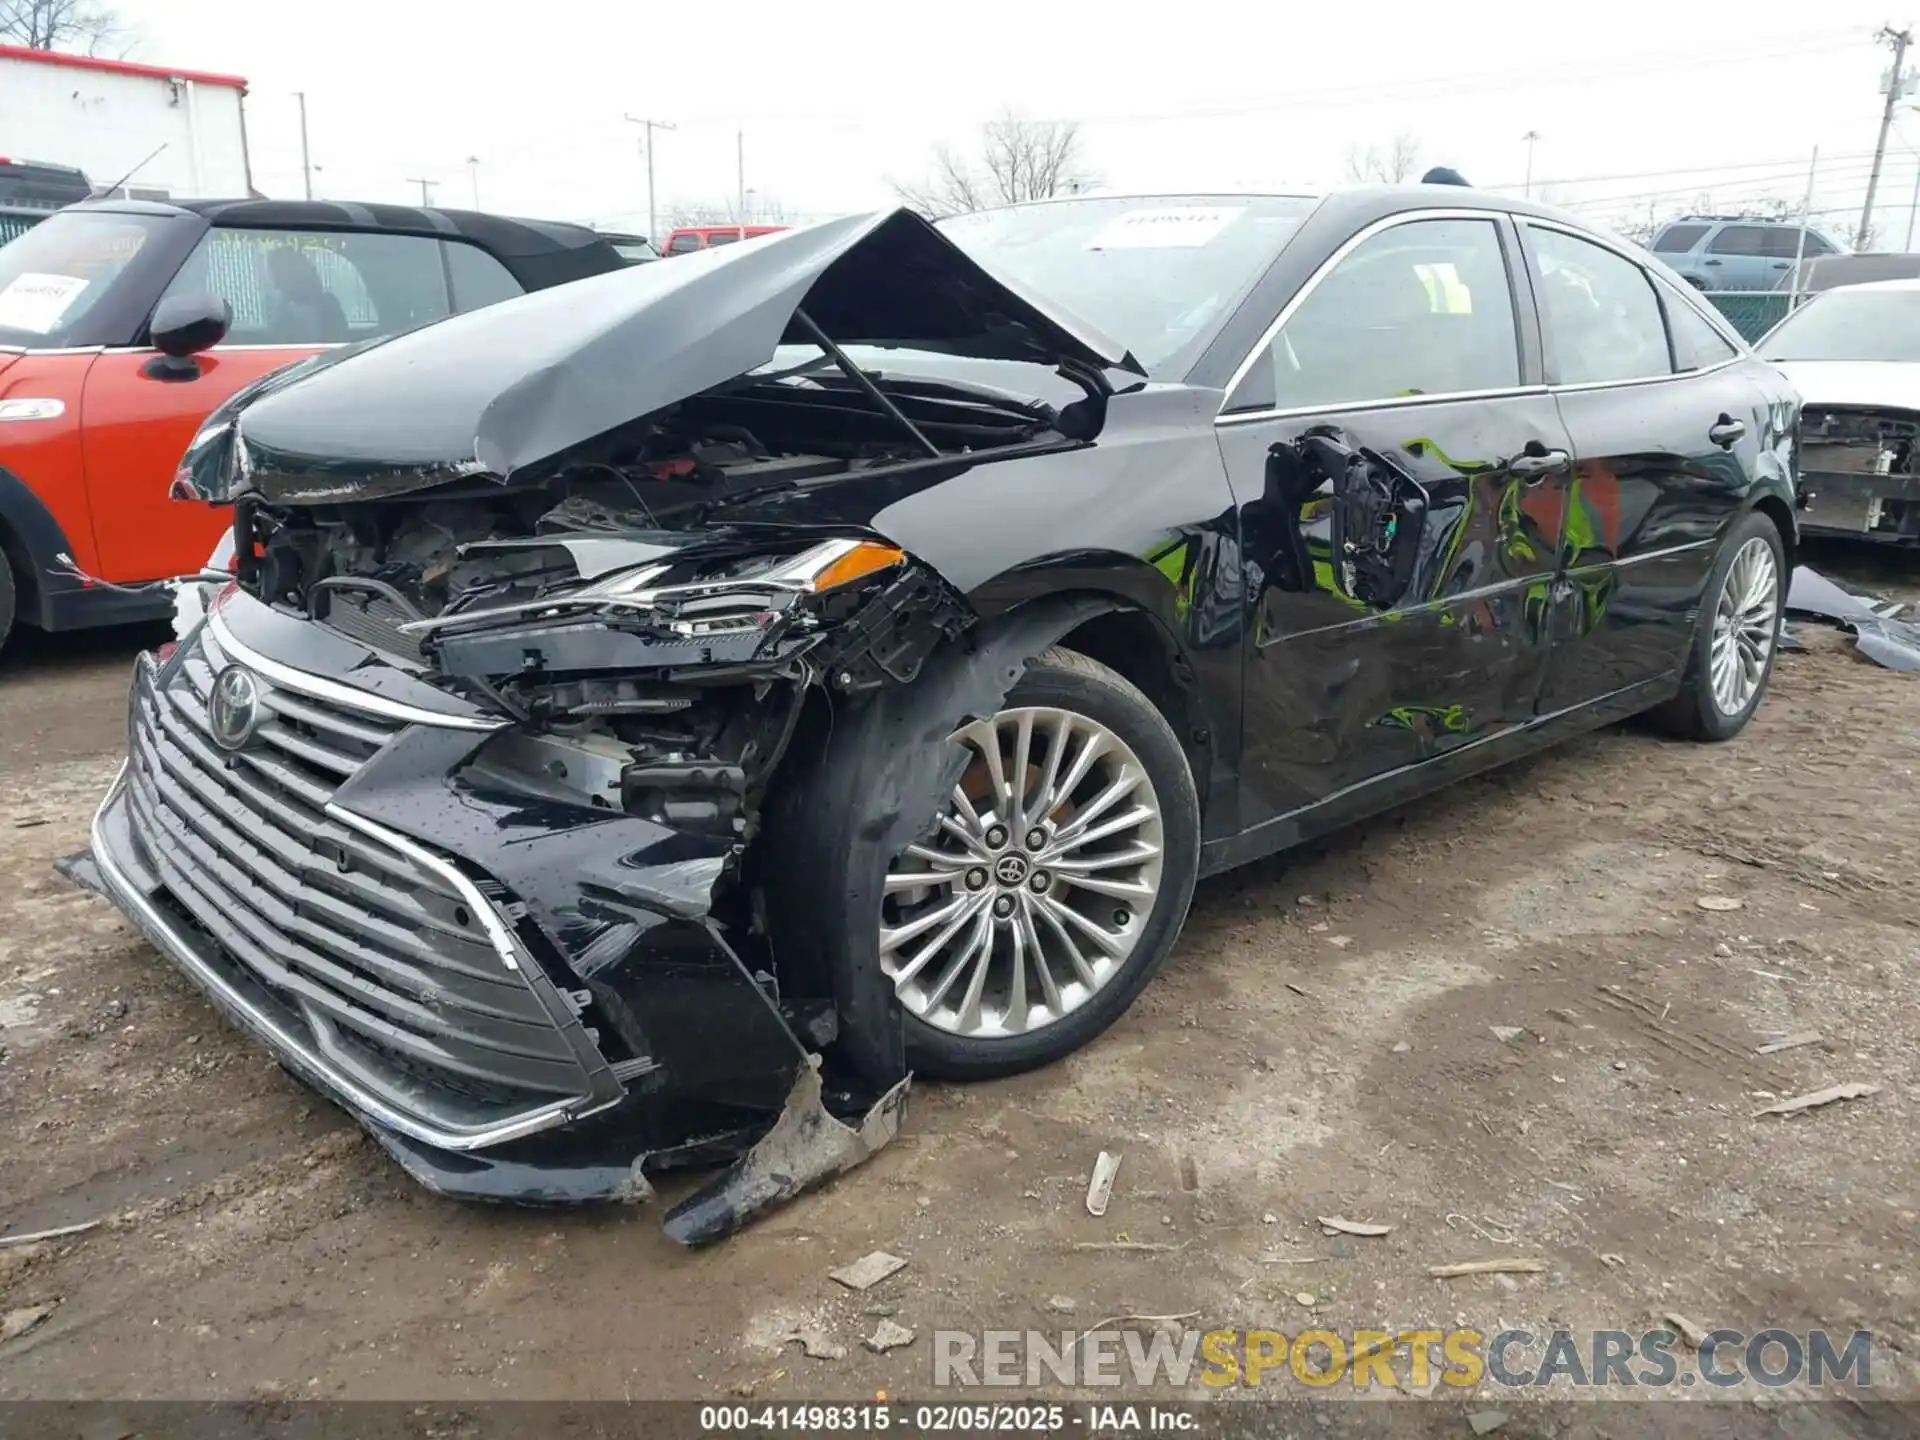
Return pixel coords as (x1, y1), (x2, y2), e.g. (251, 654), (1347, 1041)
(877, 648), (1200, 1080)
(1650, 510), (1784, 741)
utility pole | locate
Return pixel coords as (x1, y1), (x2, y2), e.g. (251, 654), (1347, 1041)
(1860, 25), (1913, 250)
(406, 176), (435, 206)
(466, 156), (481, 209)
(736, 129), (746, 224)
(295, 91), (313, 200)
(1522, 130), (1541, 198)
(623, 114), (676, 243)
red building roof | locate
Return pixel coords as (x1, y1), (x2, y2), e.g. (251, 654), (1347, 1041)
(0, 43), (247, 92)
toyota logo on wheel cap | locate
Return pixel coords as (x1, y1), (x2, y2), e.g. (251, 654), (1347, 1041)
(208, 665), (261, 751)
(994, 854), (1030, 886)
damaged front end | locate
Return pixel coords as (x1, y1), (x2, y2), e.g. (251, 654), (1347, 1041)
(63, 208), (1138, 1241)
(1797, 406), (1920, 542)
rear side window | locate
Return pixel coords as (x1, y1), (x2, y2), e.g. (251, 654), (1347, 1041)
(158, 228), (522, 344)
(1236, 216), (1520, 411)
(707, 231), (741, 246)
(445, 241), (522, 312)
(1707, 225), (1766, 256)
(1652, 223), (1708, 253)
(1665, 292), (1740, 370)
(667, 233), (702, 254)
(1755, 228), (1830, 259)
(1529, 227), (1672, 384)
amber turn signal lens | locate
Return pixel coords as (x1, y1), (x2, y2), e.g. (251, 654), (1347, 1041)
(809, 540), (906, 592)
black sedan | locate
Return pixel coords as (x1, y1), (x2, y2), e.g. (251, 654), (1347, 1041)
(62, 188), (1800, 1240)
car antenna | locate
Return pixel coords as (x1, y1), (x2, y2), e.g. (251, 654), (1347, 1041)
(92, 143), (170, 200)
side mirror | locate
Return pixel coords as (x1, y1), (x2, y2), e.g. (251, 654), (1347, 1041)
(145, 294), (230, 380)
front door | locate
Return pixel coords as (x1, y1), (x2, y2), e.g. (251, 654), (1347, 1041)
(81, 344), (317, 581)
(1213, 213), (1575, 829)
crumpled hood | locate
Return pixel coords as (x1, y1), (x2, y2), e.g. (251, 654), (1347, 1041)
(1770, 360), (1920, 415)
(177, 208), (1141, 506)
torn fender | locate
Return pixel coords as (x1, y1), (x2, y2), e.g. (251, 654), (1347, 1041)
(762, 594), (1123, 1085)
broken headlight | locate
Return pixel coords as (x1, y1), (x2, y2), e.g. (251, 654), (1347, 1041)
(408, 536), (908, 646)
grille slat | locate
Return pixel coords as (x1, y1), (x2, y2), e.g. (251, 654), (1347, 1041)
(126, 772), (581, 1081)
(127, 733), (546, 1018)
(140, 682), (431, 905)
(118, 631), (592, 1125)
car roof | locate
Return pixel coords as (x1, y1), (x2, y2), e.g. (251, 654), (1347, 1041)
(1802, 275), (1920, 294)
(61, 197), (628, 290)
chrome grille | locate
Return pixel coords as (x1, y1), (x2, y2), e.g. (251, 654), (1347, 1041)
(121, 624), (592, 1131)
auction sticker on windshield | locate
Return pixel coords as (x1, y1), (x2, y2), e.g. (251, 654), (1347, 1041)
(0, 271), (89, 334)
(1085, 207), (1243, 249)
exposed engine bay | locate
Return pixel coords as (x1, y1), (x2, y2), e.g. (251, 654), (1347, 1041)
(1799, 406), (1920, 541)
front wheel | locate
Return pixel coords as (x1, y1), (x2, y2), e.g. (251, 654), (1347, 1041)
(877, 647), (1201, 1080)
(0, 551), (16, 658)
(1650, 511), (1785, 741)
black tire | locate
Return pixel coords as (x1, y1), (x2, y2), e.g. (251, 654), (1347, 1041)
(895, 646), (1201, 1081)
(1648, 510), (1786, 741)
(0, 549), (16, 658)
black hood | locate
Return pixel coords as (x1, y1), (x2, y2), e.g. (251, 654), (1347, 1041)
(179, 208), (1142, 505)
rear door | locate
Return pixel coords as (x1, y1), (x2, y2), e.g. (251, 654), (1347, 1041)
(1214, 211), (1576, 828)
(81, 225), (526, 582)
(1702, 223), (1768, 292)
(1519, 220), (1763, 709)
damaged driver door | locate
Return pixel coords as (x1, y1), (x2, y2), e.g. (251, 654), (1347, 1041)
(1213, 212), (1576, 831)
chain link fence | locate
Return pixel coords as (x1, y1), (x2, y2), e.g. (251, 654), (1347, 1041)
(1702, 291), (1800, 345)
(0, 210), (43, 247)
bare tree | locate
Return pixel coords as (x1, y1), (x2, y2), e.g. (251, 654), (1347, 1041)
(0, 0), (128, 55)
(663, 193), (792, 230)
(1344, 133), (1422, 185)
(891, 112), (1096, 218)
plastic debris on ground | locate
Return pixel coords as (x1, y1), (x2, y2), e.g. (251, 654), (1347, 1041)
(1786, 566), (1920, 670)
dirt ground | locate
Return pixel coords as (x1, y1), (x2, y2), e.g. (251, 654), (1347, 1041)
(2, 541), (1918, 1421)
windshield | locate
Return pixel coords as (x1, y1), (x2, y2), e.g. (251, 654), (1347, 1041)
(938, 195), (1317, 373)
(1760, 288), (1920, 363)
(0, 210), (161, 347)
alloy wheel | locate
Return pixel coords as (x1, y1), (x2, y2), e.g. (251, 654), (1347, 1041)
(878, 706), (1166, 1039)
(1709, 535), (1780, 717)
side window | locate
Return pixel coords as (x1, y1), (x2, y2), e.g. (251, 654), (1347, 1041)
(1664, 291), (1740, 371)
(667, 233), (702, 254)
(1707, 225), (1765, 256)
(1796, 230), (1835, 258)
(1652, 223), (1708, 254)
(156, 227), (453, 345)
(444, 241), (522, 313)
(1529, 227), (1672, 385)
(1235, 217), (1520, 412)
(707, 231), (742, 246)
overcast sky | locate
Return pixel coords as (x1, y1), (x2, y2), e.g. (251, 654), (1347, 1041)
(116, 1), (1920, 246)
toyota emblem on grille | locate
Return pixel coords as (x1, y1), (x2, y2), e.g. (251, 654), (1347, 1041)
(208, 665), (261, 751)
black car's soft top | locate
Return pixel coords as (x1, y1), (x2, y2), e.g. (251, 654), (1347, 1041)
(66, 197), (627, 293)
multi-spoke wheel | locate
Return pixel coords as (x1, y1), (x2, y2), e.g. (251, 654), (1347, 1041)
(1652, 510), (1787, 742)
(880, 705), (1166, 1039)
(877, 648), (1200, 1078)
(1709, 536), (1779, 718)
